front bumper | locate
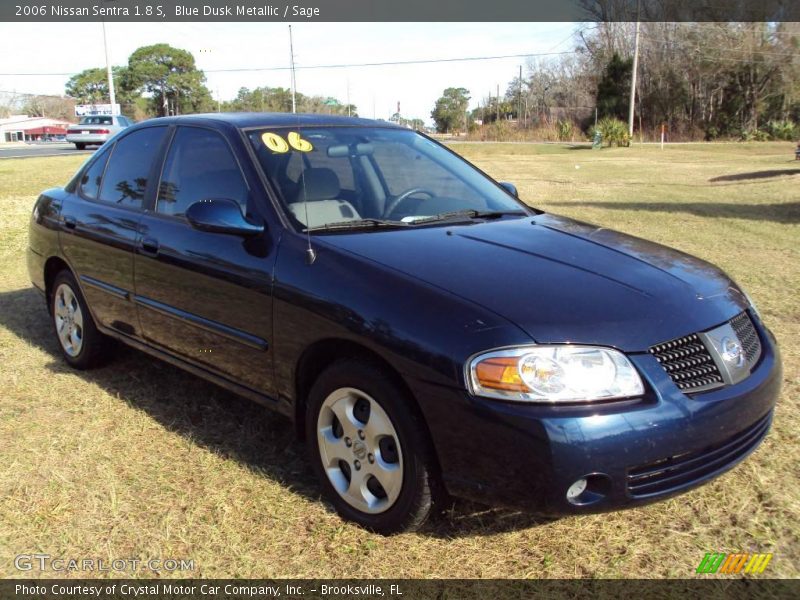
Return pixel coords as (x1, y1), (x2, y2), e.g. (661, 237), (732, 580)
(408, 317), (782, 515)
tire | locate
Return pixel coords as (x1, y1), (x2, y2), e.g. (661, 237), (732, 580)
(50, 270), (110, 369)
(306, 359), (439, 534)
(75, 143), (85, 150)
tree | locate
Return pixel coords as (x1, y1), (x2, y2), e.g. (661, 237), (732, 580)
(124, 44), (213, 117)
(223, 87), (357, 116)
(65, 68), (110, 103)
(431, 87), (471, 133)
(301, 94), (357, 116)
(21, 95), (75, 120)
(596, 53), (632, 121)
(65, 66), (144, 118)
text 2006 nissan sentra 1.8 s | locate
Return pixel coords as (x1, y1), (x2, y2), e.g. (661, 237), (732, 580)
(27, 114), (781, 533)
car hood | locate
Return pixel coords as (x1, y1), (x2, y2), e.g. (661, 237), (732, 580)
(321, 213), (750, 352)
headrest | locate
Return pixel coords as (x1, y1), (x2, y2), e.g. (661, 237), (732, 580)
(295, 168), (340, 202)
(180, 142), (238, 177)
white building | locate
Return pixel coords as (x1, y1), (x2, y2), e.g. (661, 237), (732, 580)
(0, 115), (72, 143)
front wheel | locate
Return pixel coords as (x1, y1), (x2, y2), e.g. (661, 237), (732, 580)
(306, 360), (439, 534)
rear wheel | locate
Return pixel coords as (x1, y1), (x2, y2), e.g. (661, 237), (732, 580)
(74, 143), (86, 150)
(51, 270), (110, 369)
(306, 360), (438, 534)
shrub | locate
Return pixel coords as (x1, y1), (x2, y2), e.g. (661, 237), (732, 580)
(473, 120), (508, 141)
(741, 129), (770, 142)
(765, 120), (797, 141)
(556, 119), (575, 142)
(592, 117), (630, 147)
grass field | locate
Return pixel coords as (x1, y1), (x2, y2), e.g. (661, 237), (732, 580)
(1, 142), (798, 579)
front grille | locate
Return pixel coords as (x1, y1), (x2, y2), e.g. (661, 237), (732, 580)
(730, 311), (762, 366)
(650, 311), (762, 394)
(649, 333), (724, 392)
(626, 412), (772, 498)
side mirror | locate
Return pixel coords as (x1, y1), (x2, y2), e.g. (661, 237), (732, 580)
(185, 198), (264, 237)
(499, 182), (519, 198)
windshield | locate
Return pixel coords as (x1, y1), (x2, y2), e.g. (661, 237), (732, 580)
(247, 126), (527, 231)
(79, 116), (113, 125)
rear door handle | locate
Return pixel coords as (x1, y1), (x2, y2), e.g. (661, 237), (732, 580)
(63, 216), (77, 230)
(140, 237), (160, 256)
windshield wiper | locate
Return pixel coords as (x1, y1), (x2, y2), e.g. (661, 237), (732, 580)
(305, 218), (410, 232)
(412, 209), (528, 224)
(305, 210), (527, 232)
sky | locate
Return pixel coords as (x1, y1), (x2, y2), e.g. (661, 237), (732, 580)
(0, 22), (578, 123)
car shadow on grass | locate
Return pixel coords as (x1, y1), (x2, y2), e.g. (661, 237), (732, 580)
(709, 168), (800, 183)
(545, 200), (800, 224)
(1, 286), (553, 537)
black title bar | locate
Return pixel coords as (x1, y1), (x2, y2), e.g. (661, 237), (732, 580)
(3, 0), (800, 22)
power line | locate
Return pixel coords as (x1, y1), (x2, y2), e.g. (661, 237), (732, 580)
(0, 50), (578, 77)
(203, 50), (580, 72)
(0, 89), (69, 98)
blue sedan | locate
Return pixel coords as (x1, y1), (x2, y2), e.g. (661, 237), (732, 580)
(27, 114), (781, 533)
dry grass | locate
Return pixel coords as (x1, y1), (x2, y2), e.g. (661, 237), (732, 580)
(0, 143), (798, 579)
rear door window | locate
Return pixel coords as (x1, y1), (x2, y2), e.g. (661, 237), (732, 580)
(98, 126), (167, 209)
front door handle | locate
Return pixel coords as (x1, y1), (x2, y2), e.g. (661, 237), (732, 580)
(140, 237), (160, 256)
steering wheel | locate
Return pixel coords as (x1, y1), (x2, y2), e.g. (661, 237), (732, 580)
(382, 187), (436, 219)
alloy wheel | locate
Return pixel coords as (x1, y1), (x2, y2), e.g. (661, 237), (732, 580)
(316, 387), (403, 514)
(53, 283), (84, 357)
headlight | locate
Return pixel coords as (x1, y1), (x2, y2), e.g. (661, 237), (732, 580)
(467, 345), (644, 403)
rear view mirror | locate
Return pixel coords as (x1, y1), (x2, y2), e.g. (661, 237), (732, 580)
(327, 143), (374, 158)
(186, 198), (264, 237)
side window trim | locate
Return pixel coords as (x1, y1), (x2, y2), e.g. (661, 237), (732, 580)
(77, 144), (114, 202)
(153, 124), (251, 221)
(145, 124), (177, 214)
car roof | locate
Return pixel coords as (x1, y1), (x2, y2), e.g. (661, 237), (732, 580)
(139, 112), (403, 129)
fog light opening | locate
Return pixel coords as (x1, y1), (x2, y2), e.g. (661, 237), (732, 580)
(566, 473), (611, 506)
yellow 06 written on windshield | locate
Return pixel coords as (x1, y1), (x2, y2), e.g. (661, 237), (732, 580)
(261, 132), (314, 154)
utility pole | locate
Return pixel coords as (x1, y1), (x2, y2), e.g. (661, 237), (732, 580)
(496, 83), (500, 122)
(628, 14), (641, 139)
(101, 18), (116, 114)
(518, 65), (522, 128)
(289, 25), (297, 114)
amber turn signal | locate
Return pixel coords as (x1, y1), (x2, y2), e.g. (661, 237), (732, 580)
(473, 357), (529, 392)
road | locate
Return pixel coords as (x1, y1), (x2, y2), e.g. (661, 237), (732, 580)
(0, 143), (95, 159)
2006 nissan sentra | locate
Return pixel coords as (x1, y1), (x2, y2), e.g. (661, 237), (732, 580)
(27, 114), (781, 534)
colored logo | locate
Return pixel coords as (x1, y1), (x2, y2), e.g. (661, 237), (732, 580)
(696, 552), (772, 574)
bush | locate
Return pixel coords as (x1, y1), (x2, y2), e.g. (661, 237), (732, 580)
(704, 125), (720, 141)
(481, 120), (514, 141)
(741, 129), (770, 142)
(592, 117), (630, 147)
(556, 119), (575, 142)
(764, 120), (797, 141)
